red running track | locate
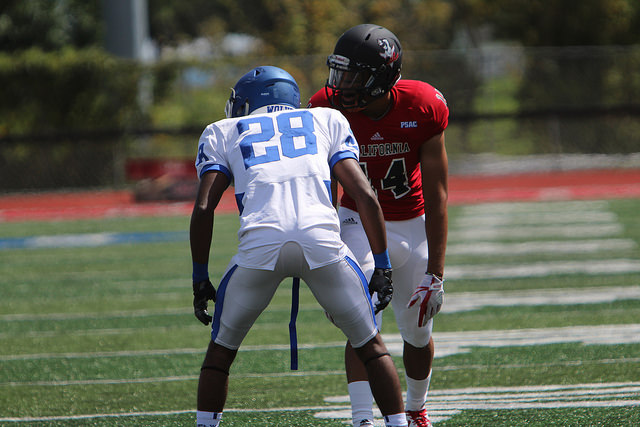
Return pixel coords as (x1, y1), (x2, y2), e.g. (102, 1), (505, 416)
(1, 169), (639, 222)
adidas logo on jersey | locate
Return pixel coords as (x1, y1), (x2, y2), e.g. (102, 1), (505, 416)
(370, 132), (384, 141)
(342, 217), (359, 225)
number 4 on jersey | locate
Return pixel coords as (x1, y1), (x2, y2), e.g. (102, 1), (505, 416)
(381, 158), (411, 198)
(360, 158), (410, 199)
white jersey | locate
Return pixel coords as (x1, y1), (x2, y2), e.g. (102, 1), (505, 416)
(196, 107), (359, 270)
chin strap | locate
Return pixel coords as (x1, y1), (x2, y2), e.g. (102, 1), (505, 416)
(288, 277), (300, 370)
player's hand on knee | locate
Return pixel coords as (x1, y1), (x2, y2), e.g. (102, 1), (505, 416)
(369, 268), (393, 314)
(192, 279), (216, 325)
(407, 273), (444, 326)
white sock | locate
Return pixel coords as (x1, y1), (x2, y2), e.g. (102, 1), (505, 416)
(384, 413), (409, 426)
(404, 371), (431, 411)
(348, 381), (375, 425)
(196, 410), (222, 427)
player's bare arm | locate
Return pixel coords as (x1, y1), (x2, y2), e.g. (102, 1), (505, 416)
(419, 131), (448, 278)
(407, 131), (448, 327)
(190, 171), (230, 265)
(333, 157), (387, 255)
(189, 171), (230, 325)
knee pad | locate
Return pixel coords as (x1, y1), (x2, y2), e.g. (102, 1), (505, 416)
(398, 316), (433, 348)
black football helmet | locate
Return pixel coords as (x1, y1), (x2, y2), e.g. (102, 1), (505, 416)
(325, 24), (402, 110)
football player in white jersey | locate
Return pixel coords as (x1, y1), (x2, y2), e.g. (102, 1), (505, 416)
(190, 66), (408, 427)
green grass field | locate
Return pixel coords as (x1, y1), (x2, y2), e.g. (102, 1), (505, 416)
(1, 198), (640, 426)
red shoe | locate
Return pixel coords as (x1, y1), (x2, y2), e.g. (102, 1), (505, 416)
(406, 408), (432, 427)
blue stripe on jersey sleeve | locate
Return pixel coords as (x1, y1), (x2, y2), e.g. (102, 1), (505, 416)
(329, 150), (358, 170)
(200, 163), (232, 181)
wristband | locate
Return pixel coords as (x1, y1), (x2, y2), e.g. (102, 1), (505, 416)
(192, 261), (209, 282)
(373, 249), (391, 269)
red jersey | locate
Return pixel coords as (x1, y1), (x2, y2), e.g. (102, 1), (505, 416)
(308, 80), (449, 220)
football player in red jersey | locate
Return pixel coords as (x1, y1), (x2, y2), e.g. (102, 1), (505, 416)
(308, 24), (449, 427)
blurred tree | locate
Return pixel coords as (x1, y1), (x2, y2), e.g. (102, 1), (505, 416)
(145, 0), (466, 107)
(149, 0), (357, 56)
(147, 0), (221, 45)
(454, 0), (640, 154)
(458, 0), (640, 46)
(147, 0), (458, 55)
(1, 0), (637, 153)
(2, 0), (637, 55)
(0, 0), (102, 52)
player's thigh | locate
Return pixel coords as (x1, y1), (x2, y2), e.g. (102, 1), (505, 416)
(387, 217), (433, 347)
(213, 264), (282, 350)
(304, 257), (377, 348)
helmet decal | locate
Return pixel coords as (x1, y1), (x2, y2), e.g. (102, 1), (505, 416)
(378, 38), (399, 65)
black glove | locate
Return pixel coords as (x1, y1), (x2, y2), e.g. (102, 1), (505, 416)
(368, 268), (393, 314)
(192, 279), (216, 325)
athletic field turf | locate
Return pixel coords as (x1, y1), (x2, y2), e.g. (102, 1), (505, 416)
(1, 170), (639, 426)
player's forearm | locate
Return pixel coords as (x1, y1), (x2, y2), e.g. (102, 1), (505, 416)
(420, 130), (448, 277)
(357, 195), (388, 255)
(189, 171), (229, 265)
(424, 181), (448, 277)
(190, 205), (214, 265)
(425, 204), (447, 277)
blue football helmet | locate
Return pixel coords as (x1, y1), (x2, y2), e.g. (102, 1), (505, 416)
(224, 66), (301, 118)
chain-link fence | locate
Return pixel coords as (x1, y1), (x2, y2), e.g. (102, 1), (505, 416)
(1, 45), (639, 193)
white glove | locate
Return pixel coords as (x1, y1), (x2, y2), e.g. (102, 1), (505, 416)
(407, 273), (444, 327)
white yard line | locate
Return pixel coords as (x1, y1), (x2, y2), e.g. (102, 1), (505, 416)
(459, 200), (610, 214)
(319, 382), (640, 425)
(443, 285), (640, 312)
(381, 324), (640, 357)
(447, 238), (636, 256)
(450, 199), (624, 243)
(0, 342), (348, 362)
(445, 258), (640, 279)
(448, 223), (623, 241)
(454, 210), (617, 226)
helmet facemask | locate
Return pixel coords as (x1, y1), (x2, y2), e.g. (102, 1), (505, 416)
(225, 87), (249, 118)
(326, 54), (379, 110)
